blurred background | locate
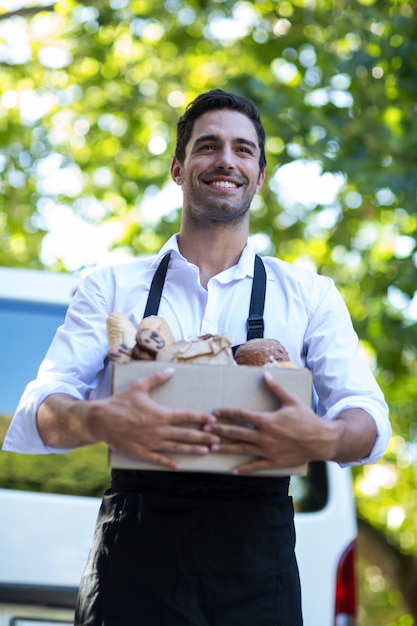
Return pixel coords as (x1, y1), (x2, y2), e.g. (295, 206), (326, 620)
(0, 0), (416, 623)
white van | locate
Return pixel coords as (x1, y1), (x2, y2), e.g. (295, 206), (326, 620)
(0, 266), (357, 626)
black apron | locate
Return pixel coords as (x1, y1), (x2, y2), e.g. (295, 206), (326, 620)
(75, 254), (303, 626)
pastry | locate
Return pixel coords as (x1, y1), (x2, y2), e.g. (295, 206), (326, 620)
(156, 334), (236, 365)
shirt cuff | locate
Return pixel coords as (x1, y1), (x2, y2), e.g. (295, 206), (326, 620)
(2, 383), (82, 455)
(323, 398), (391, 467)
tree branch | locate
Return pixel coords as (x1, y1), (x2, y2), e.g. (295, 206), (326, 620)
(0, 4), (55, 21)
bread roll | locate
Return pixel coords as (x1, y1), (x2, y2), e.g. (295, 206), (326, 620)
(132, 315), (175, 360)
(137, 315), (175, 345)
(234, 338), (291, 366)
(135, 328), (173, 358)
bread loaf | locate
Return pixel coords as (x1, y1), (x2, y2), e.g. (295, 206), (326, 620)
(107, 312), (137, 362)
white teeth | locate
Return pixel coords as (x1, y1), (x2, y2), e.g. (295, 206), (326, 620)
(209, 180), (238, 188)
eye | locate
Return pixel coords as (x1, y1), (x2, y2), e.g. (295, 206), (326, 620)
(237, 146), (253, 155)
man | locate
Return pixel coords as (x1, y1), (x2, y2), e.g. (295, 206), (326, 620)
(3, 89), (391, 625)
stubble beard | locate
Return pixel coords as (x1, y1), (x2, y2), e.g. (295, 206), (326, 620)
(182, 180), (254, 228)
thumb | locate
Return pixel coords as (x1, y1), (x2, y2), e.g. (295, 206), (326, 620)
(136, 367), (175, 392)
(263, 371), (299, 405)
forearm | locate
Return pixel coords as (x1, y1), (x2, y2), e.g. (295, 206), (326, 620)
(328, 408), (378, 464)
(36, 393), (100, 449)
(35, 373), (220, 470)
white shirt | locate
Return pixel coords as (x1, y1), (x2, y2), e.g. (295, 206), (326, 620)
(3, 235), (391, 464)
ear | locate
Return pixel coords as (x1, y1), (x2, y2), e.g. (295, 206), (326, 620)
(255, 168), (265, 193)
(171, 156), (184, 185)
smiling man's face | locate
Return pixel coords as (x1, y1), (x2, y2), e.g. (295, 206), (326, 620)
(171, 109), (265, 227)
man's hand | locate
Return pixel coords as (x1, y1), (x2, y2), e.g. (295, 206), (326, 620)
(37, 368), (219, 471)
(204, 371), (377, 475)
(91, 368), (220, 469)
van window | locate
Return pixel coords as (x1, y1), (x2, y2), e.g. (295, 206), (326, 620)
(291, 461), (328, 512)
(0, 298), (68, 416)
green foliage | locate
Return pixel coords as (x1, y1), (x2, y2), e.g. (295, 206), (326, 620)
(0, 446), (110, 496)
(0, 416), (110, 496)
(357, 552), (412, 626)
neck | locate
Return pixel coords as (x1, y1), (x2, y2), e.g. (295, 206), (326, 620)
(178, 224), (248, 289)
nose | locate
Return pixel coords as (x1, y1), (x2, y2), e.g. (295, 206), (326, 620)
(215, 145), (235, 170)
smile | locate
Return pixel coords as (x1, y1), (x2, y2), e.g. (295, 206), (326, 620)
(208, 180), (239, 189)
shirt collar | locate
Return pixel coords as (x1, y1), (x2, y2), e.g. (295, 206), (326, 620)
(149, 234), (183, 269)
(151, 233), (258, 280)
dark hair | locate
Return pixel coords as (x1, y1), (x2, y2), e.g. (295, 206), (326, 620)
(175, 89), (267, 171)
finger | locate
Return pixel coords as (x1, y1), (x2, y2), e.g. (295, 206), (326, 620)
(142, 450), (182, 471)
(206, 421), (257, 442)
(232, 455), (303, 475)
(210, 440), (259, 455)
(158, 440), (212, 456)
(164, 425), (220, 446)
(211, 408), (264, 428)
(169, 409), (217, 426)
(232, 458), (272, 475)
(114, 444), (182, 471)
(232, 453), (307, 475)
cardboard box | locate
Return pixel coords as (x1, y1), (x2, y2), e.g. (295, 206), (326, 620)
(109, 361), (312, 476)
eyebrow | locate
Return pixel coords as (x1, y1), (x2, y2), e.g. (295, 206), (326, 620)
(193, 134), (258, 151)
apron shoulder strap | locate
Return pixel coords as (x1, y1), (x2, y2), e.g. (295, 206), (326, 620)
(246, 254), (266, 341)
(143, 252), (171, 318)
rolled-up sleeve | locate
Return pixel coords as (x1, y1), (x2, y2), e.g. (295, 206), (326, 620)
(305, 276), (391, 466)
